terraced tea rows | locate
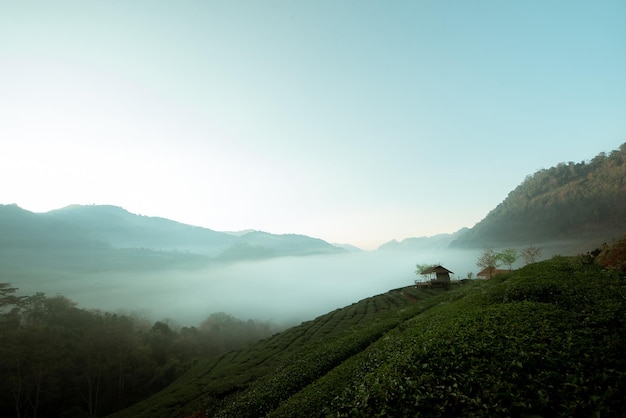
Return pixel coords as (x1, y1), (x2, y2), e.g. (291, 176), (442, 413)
(109, 285), (453, 418)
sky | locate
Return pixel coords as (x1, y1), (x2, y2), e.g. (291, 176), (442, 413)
(1, 1), (625, 250)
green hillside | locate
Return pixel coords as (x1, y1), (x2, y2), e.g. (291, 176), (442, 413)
(110, 240), (626, 417)
(452, 143), (626, 247)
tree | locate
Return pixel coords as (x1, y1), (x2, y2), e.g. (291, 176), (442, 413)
(496, 248), (517, 271)
(1, 292), (67, 418)
(0, 283), (22, 309)
(476, 247), (498, 279)
(595, 237), (626, 274)
(414, 264), (432, 276)
(0, 287), (280, 417)
(0, 283), (24, 331)
(520, 245), (542, 265)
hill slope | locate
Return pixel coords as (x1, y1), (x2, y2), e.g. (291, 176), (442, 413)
(451, 143), (626, 247)
(110, 245), (626, 417)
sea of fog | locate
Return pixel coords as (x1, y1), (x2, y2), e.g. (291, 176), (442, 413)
(21, 249), (497, 327)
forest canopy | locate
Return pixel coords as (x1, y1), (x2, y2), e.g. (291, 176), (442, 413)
(0, 287), (278, 418)
(453, 143), (626, 246)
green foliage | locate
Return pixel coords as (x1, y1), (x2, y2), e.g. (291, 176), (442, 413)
(496, 248), (517, 270)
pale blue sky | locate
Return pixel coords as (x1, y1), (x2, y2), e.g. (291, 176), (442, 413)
(1, 1), (624, 249)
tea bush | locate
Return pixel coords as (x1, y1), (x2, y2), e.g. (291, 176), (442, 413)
(329, 259), (626, 417)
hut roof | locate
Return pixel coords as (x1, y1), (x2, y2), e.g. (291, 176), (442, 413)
(422, 265), (454, 275)
(477, 268), (509, 277)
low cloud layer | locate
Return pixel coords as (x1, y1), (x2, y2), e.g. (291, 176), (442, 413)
(16, 249), (488, 326)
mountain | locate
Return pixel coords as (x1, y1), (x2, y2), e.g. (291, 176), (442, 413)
(332, 242), (363, 252)
(0, 204), (104, 249)
(235, 231), (343, 256)
(451, 143), (626, 248)
(377, 228), (469, 251)
(218, 231), (344, 260)
(0, 204), (344, 261)
(43, 205), (237, 256)
(110, 245), (626, 417)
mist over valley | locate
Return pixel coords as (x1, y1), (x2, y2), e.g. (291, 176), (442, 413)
(0, 204), (486, 325)
(7, 248), (485, 326)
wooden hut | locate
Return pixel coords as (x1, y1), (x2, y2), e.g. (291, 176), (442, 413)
(421, 265), (454, 283)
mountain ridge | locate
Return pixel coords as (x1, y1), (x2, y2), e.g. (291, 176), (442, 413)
(0, 204), (345, 262)
(451, 143), (626, 248)
(377, 228), (469, 251)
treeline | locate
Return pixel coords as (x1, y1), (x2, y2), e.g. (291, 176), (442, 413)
(0, 287), (278, 418)
(454, 143), (626, 246)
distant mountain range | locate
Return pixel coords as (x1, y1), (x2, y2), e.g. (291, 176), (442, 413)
(0, 204), (345, 263)
(3, 143), (626, 261)
(377, 229), (468, 252)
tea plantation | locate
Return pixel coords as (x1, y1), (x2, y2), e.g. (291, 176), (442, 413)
(110, 255), (626, 417)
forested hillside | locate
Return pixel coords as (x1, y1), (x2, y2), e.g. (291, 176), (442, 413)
(0, 288), (279, 418)
(452, 143), (626, 247)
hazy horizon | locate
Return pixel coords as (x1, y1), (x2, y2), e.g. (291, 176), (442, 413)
(9, 249), (495, 326)
(2, 1), (625, 250)
(2, 201), (469, 250)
